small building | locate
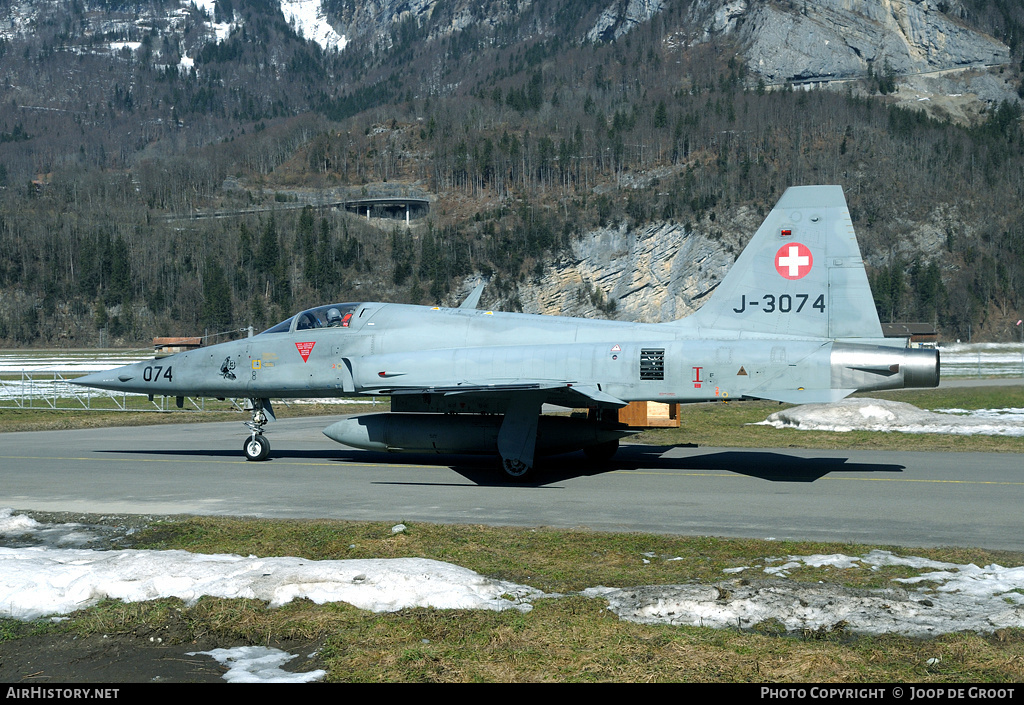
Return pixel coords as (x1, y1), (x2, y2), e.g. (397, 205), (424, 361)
(881, 323), (938, 349)
(154, 337), (203, 356)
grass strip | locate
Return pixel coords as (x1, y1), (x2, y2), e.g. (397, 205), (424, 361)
(4, 517), (1024, 682)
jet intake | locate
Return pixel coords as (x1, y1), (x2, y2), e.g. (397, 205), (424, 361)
(830, 343), (939, 393)
(323, 413), (632, 457)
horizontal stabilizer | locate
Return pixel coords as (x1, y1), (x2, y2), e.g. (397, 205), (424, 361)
(459, 282), (486, 309)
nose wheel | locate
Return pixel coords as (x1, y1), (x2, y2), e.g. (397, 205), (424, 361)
(243, 398), (273, 461)
(244, 434), (271, 461)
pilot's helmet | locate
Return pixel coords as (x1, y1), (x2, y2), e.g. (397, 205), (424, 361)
(327, 308), (342, 325)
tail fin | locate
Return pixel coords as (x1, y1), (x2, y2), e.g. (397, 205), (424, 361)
(685, 185), (883, 340)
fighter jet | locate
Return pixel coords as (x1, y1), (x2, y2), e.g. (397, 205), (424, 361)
(72, 186), (939, 478)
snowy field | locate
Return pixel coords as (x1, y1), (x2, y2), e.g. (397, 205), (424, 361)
(0, 349), (154, 374)
(3, 509), (1024, 681)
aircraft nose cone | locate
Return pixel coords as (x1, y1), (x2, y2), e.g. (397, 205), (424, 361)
(69, 370), (117, 387)
(70, 364), (143, 392)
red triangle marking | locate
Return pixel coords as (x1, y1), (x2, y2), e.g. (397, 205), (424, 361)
(295, 341), (315, 362)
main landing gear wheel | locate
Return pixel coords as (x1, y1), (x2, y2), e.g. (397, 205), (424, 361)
(502, 457), (534, 481)
(244, 434), (270, 461)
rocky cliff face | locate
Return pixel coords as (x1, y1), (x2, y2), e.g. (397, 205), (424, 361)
(330, 0), (1016, 122)
(326, 0), (519, 46)
(513, 206), (762, 323)
(328, 0), (1010, 79)
(327, 0), (663, 47)
(586, 0), (666, 43)
(688, 0), (1010, 82)
(5, 1), (1008, 87)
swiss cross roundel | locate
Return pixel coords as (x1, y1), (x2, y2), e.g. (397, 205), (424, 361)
(774, 242), (813, 280)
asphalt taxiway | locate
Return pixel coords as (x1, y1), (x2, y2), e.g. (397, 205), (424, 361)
(1, 416), (1022, 551)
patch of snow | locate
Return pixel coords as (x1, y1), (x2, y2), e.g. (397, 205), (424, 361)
(756, 398), (1024, 436)
(0, 546), (542, 621)
(0, 508), (42, 535)
(279, 0), (348, 52)
(592, 550), (1024, 637)
(187, 646), (325, 683)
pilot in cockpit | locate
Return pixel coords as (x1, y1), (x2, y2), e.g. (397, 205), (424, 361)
(324, 307), (353, 327)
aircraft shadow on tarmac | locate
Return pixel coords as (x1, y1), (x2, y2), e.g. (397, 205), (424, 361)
(320, 443), (905, 487)
(100, 443), (904, 487)
(617, 446), (906, 483)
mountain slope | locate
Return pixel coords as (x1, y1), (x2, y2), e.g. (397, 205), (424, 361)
(0, 0), (1022, 345)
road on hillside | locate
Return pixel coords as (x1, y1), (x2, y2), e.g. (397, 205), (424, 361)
(1, 416), (1021, 551)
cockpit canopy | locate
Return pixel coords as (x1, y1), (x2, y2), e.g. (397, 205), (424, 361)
(260, 303), (364, 335)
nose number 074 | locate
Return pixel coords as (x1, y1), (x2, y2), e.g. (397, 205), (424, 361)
(142, 365), (173, 382)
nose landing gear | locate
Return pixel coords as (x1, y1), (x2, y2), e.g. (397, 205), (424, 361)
(243, 398), (274, 461)
(243, 433), (270, 461)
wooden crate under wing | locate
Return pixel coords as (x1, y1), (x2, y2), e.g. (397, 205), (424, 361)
(618, 401), (680, 428)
